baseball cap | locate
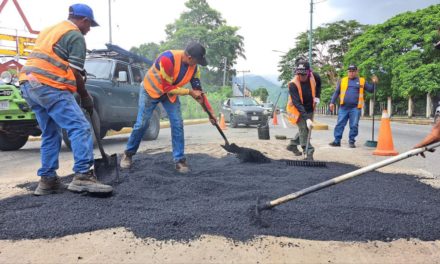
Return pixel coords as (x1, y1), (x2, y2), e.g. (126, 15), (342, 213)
(295, 58), (310, 70)
(69, 3), (99, 27)
(185, 42), (208, 66)
(347, 64), (358, 71)
(295, 63), (308, 75)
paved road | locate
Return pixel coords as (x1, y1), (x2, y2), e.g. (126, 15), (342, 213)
(0, 114), (438, 180)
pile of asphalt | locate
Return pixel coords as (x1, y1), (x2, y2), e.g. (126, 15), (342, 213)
(1, 150), (440, 242)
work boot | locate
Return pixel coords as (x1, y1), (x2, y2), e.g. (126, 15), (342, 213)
(286, 144), (302, 156)
(175, 159), (190, 174)
(349, 142), (356, 148)
(329, 141), (341, 147)
(34, 176), (65, 196)
(67, 171), (113, 194)
(120, 152), (133, 169)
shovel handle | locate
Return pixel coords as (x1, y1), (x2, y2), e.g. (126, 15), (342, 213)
(199, 94), (230, 146)
(88, 111), (109, 164)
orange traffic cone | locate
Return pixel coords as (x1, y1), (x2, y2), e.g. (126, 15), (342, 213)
(272, 110), (278, 125)
(373, 110), (398, 156)
(219, 113), (227, 130)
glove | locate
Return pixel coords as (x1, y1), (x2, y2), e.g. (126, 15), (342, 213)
(314, 97), (320, 106)
(81, 96), (94, 116)
(306, 119), (313, 129)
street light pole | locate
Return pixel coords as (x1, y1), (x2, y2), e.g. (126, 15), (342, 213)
(108, 0), (112, 44)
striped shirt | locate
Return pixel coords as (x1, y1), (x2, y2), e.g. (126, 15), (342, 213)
(53, 21), (86, 71)
(154, 50), (202, 93)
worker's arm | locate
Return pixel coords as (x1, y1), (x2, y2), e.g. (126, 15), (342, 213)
(190, 68), (217, 124)
(329, 80), (341, 112)
(289, 83), (307, 117)
(414, 121), (440, 148)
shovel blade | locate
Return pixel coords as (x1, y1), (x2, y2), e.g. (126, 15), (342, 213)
(94, 153), (119, 183)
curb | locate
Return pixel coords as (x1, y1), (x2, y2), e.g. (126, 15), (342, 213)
(29, 118), (210, 141)
(312, 121), (329, 130)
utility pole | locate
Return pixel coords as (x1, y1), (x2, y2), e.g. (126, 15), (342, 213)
(108, 0), (112, 44)
(222, 57), (227, 87)
(237, 70), (250, 97)
(308, 0), (326, 69)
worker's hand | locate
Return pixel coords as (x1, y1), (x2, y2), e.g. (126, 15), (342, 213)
(189, 89), (202, 101)
(314, 97), (320, 106)
(371, 75), (379, 84)
(81, 96), (94, 116)
(329, 103), (335, 112)
(208, 109), (217, 125)
(417, 149), (436, 158)
(306, 119), (313, 129)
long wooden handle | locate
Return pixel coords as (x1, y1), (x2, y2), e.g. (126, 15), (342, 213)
(89, 111), (109, 164)
(268, 141), (440, 208)
(199, 94), (230, 145)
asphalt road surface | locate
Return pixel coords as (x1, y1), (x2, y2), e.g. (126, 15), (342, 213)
(0, 114), (438, 179)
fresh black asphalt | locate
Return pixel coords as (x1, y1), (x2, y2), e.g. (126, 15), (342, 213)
(1, 150), (439, 242)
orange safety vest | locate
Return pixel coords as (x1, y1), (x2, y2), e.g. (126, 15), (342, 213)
(19, 21), (78, 92)
(339, 76), (365, 109)
(143, 50), (196, 103)
(286, 74), (316, 124)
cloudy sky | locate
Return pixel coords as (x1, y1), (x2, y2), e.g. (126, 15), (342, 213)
(1, 0), (438, 77)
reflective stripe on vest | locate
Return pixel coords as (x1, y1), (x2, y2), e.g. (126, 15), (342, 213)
(286, 74), (316, 124)
(143, 50), (196, 103)
(18, 21), (78, 92)
(339, 77), (365, 109)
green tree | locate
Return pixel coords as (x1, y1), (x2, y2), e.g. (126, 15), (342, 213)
(278, 20), (368, 89)
(130, 42), (160, 61)
(252, 87), (269, 103)
(344, 5), (440, 102)
(161, 0), (245, 87)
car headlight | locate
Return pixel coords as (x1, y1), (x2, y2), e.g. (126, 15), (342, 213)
(1, 71), (13, 84)
(263, 109), (269, 115)
(234, 110), (246, 115)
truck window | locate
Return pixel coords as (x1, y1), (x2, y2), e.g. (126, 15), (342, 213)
(114, 62), (131, 83)
(131, 67), (143, 85)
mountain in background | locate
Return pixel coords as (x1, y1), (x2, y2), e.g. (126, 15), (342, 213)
(232, 74), (288, 108)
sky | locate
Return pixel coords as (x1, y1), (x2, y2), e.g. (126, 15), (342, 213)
(0, 0), (438, 79)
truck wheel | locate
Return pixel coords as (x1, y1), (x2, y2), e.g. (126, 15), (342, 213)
(62, 110), (100, 150)
(142, 110), (160, 141)
(0, 132), (28, 151)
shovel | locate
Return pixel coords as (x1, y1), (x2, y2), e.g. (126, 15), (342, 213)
(88, 111), (119, 183)
(199, 94), (270, 163)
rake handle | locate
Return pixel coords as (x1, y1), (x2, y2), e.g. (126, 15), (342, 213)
(265, 141), (440, 209)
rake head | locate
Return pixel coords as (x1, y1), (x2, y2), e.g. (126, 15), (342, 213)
(285, 160), (327, 167)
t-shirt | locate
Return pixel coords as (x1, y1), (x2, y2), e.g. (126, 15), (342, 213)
(53, 22), (86, 71)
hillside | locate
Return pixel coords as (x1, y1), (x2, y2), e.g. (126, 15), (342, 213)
(232, 74), (288, 108)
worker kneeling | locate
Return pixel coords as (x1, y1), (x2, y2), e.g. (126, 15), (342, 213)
(286, 62), (320, 160)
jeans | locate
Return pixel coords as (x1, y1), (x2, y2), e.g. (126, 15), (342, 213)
(289, 113), (314, 154)
(333, 106), (361, 144)
(20, 82), (94, 177)
(125, 87), (184, 162)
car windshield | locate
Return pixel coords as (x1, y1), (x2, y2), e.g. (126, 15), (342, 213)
(84, 59), (113, 79)
(231, 98), (259, 106)
(263, 103), (274, 108)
